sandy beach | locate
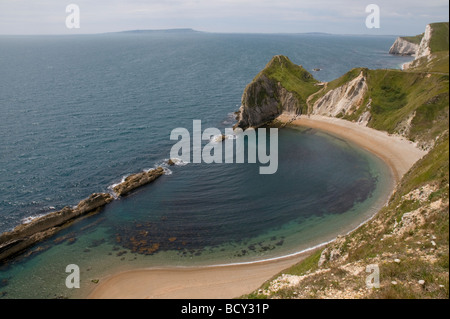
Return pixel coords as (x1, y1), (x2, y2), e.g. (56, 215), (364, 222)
(88, 114), (427, 299)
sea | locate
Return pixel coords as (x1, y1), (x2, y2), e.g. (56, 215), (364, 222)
(0, 31), (414, 298)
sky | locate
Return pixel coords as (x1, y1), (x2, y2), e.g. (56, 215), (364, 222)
(0, 0), (448, 36)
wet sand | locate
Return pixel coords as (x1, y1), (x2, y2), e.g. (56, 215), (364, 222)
(88, 114), (427, 299)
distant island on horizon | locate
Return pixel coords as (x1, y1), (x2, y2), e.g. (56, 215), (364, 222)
(2, 23), (449, 37)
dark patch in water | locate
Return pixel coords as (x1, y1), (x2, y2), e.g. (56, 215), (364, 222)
(89, 238), (106, 248)
(0, 278), (9, 289)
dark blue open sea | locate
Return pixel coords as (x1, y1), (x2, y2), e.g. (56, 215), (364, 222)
(0, 31), (413, 298)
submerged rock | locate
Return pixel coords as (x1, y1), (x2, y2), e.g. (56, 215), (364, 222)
(113, 167), (164, 197)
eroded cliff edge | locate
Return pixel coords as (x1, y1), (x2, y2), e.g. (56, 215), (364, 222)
(389, 35), (422, 56)
(237, 25), (448, 150)
(234, 55), (320, 129)
(402, 22), (449, 71)
(242, 22), (449, 300)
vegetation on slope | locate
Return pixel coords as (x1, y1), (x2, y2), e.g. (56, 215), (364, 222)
(243, 22), (449, 299)
(429, 22), (449, 53)
(406, 22), (449, 73)
(308, 67), (366, 107)
(243, 132), (449, 299)
(251, 55), (320, 114)
(354, 70), (447, 144)
(400, 33), (424, 45)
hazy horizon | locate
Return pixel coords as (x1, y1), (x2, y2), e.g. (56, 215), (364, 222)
(3, 27), (447, 37)
(0, 0), (448, 36)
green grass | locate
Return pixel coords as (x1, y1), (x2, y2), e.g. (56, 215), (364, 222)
(283, 249), (323, 276)
(364, 69), (449, 141)
(409, 51), (450, 73)
(429, 22), (449, 53)
(243, 22), (449, 300)
(258, 55), (320, 113)
(400, 33), (424, 45)
(309, 67), (366, 106)
(245, 132), (449, 299)
(400, 133), (449, 194)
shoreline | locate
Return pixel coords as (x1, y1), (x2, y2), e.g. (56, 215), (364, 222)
(88, 114), (427, 299)
(278, 114), (427, 183)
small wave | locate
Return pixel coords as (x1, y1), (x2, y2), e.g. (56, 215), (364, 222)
(108, 175), (129, 190)
(21, 213), (47, 225)
(166, 158), (188, 166)
(210, 134), (236, 143)
(222, 111), (239, 125)
(107, 157), (189, 196)
(150, 158), (187, 176)
(107, 175), (131, 198)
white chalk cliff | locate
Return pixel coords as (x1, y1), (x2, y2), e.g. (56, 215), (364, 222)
(311, 71), (368, 119)
(389, 37), (419, 56)
(403, 24), (433, 70)
(416, 24), (433, 59)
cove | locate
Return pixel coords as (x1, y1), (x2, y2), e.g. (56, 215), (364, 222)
(0, 126), (392, 299)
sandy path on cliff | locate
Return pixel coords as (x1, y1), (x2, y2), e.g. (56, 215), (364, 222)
(88, 114), (427, 299)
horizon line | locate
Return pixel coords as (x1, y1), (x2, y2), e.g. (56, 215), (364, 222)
(1, 26), (444, 37)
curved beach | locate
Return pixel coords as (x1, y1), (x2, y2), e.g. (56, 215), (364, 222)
(88, 115), (427, 299)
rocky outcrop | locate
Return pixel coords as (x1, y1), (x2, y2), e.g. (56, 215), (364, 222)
(389, 37), (420, 56)
(311, 71), (368, 118)
(235, 74), (300, 129)
(0, 166), (166, 262)
(0, 193), (113, 262)
(234, 55), (318, 129)
(113, 167), (164, 197)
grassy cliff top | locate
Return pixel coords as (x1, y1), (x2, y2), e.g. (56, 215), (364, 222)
(241, 23), (449, 299)
(429, 22), (449, 53)
(243, 132), (449, 299)
(404, 22), (449, 74)
(258, 55), (320, 102)
(400, 33), (424, 45)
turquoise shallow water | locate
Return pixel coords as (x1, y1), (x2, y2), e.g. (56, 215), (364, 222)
(0, 32), (408, 298)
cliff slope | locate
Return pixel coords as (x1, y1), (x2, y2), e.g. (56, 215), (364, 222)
(242, 22), (449, 299)
(309, 67), (449, 150)
(235, 55), (320, 129)
(389, 35), (422, 56)
(403, 22), (449, 72)
(309, 22), (449, 150)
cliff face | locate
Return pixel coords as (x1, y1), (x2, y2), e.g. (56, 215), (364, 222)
(238, 40), (447, 149)
(236, 74), (300, 128)
(235, 55), (319, 129)
(242, 22), (449, 300)
(416, 24), (433, 59)
(389, 37), (420, 56)
(403, 24), (435, 70)
(311, 71), (368, 118)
